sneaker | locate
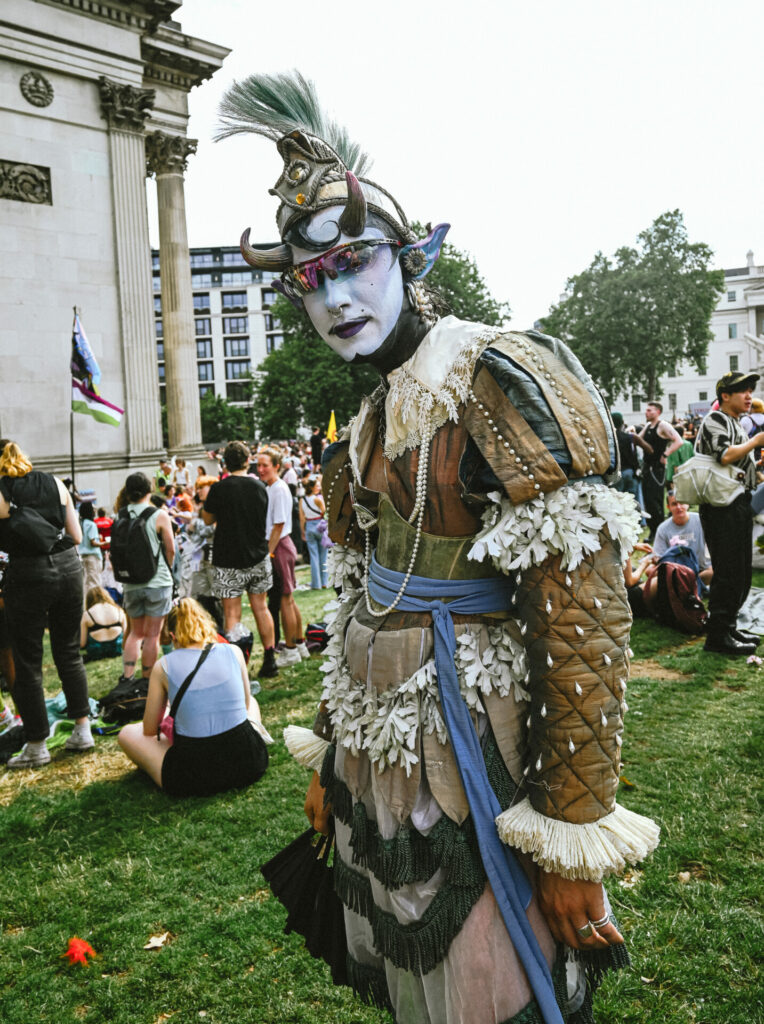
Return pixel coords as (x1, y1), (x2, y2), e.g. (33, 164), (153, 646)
(275, 646), (301, 668)
(296, 641), (310, 660)
(257, 649), (279, 679)
(8, 742), (51, 769)
(65, 724), (95, 752)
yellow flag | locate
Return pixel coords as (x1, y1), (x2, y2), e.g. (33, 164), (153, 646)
(326, 409), (337, 443)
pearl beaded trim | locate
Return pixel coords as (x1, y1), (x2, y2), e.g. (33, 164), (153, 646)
(359, 413), (432, 617)
(468, 387), (545, 498)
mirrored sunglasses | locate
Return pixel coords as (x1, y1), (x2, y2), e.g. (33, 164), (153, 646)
(282, 239), (401, 299)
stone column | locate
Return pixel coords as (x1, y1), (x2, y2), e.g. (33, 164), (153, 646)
(145, 131), (202, 455)
(98, 77), (164, 456)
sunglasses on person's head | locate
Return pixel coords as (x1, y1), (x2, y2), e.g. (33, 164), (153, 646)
(281, 239), (402, 299)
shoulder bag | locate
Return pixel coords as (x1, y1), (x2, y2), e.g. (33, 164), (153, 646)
(672, 453), (745, 507)
(158, 644), (213, 743)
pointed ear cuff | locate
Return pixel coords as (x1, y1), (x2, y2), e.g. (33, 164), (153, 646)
(400, 223), (450, 279)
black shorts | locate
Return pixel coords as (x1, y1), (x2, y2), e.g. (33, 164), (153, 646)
(161, 720), (268, 798)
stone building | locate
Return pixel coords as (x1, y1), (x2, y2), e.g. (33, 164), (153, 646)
(0, 0), (228, 502)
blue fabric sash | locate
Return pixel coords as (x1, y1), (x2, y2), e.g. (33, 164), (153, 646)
(368, 555), (564, 1024)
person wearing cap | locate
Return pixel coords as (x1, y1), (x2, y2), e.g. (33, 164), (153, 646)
(739, 397), (764, 444)
(695, 371), (764, 654)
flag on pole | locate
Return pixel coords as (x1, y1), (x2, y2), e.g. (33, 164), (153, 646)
(326, 409), (337, 443)
(71, 313), (123, 427)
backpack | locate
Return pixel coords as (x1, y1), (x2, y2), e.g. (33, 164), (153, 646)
(652, 562), (708, 635)
(97, 675), (150, 724)
(110, 506), (160, 584)
(305, 622), (329, 652)
(0, 478), (64, 555)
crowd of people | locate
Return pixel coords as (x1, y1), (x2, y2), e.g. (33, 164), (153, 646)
(612, 373), (764, 654)
(0, 431), (330, 786)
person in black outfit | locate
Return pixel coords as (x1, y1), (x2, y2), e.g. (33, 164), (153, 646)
(696, 373), (764, 655)
(201, 440), (278, 677)
(310, 427), (324, 470)
(0, 440), (94, 768)
(638, 401), (683, 542)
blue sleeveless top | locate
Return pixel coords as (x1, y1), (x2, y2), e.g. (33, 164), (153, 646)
(161, 643), (247, 738)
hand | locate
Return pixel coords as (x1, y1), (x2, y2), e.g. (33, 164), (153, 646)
(633, 542), (653, 554)
(304, 770), (331, 835)
(754, 432), (764, 449)
(537, 871), (624, 950)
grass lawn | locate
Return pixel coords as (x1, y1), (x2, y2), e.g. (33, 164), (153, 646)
(1, 564), (762, 1023)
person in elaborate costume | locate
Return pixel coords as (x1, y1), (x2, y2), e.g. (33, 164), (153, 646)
(218, 72), (660, 1024)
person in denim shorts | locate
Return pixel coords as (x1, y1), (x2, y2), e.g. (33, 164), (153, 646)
(117, 473), (175, 686)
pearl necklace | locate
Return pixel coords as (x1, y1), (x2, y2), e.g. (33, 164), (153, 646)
(358, 413), (432, 617)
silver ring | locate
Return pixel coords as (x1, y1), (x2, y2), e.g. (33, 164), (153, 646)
(576, 923), (593, 938)
(590, 913), (610, 929)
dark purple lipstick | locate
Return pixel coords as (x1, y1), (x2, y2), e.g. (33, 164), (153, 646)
(331, 318), (369, 339)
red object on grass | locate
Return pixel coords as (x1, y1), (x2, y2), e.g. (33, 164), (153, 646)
(62, 937), (96, 965)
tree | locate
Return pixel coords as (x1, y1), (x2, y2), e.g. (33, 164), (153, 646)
(252, 229), (510, 438)
(541, 210), (724, 401)
(199, 390), (252, 445)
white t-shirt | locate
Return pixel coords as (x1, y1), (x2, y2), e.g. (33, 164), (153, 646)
(282, 466), (298, 488)
(266, 477), (293, 539)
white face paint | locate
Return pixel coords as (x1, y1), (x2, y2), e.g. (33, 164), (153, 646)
(290, 209), (404, 362)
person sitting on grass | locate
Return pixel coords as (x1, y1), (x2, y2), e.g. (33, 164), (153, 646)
(80, 586), (127, 662)
(117, 598), (270, 797)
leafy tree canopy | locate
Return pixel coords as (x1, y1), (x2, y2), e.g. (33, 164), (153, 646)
(199, 390), (253, 445)
(251, 225), (510, 438)
(541, 210), (724, 401)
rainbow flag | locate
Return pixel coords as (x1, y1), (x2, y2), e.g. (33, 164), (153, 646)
(71, 314), (123, 427)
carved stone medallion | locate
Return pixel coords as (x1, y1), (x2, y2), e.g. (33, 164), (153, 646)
(0, 161), (52, 204)
(20, 71), (54, 108)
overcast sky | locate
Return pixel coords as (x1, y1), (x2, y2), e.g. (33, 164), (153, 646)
(158, 0), (764, 331)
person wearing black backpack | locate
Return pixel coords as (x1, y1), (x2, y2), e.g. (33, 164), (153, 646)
(111, 473), (175, 688)
(0, 440), (94, 768)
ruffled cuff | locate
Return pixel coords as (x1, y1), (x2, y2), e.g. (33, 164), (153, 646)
(495, 797), (660, 882)
(283, 725), (331, 772)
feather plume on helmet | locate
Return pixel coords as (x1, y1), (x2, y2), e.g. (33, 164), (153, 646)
(215, 71), (423, 270)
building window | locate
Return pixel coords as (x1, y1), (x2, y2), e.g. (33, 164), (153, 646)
(192, 273), (212, 287)
(225, 359), (251, 379)
(270, 334), (284, 349)
(727, 291), (736, 302)
(190, 252), (213, 266)
(222, 291), (247, 310)
(226, 381), (249, 401)
(223, 316), (248, 334)
(264, 313), (282, 332)
(668, 393), (677, 411)
(155, 320), (163, 338)
(261, 289), (277, 307)
(224, 337), (249, 358)
(196, 339), (212, 359)
(154, 296), (162, 315)
(222, 251), (246, 265)
(699, 391), (708, 401)
(152, 254), (160, 269)
(193, 292), (210, 313)
(157, 340), (164, 361)
(153, 277), (161, 291)
(728, 323), (738, 339)
(199, 384), (214, 399)
(631, 394), (641, 412)
(221, 271), (251, 285)
(195, 318), (212, 337)
(158, 363), (165, 382)
(667, 364), (677, 378)
(729, 354), (739, 372)
(197, 361), (214, 382)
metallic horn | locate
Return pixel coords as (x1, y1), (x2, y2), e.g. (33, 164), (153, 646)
(239, 228), (293, 270)
(338, 171), (367, 237)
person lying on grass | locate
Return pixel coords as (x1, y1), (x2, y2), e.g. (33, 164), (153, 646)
(117, 598), (270, 797)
